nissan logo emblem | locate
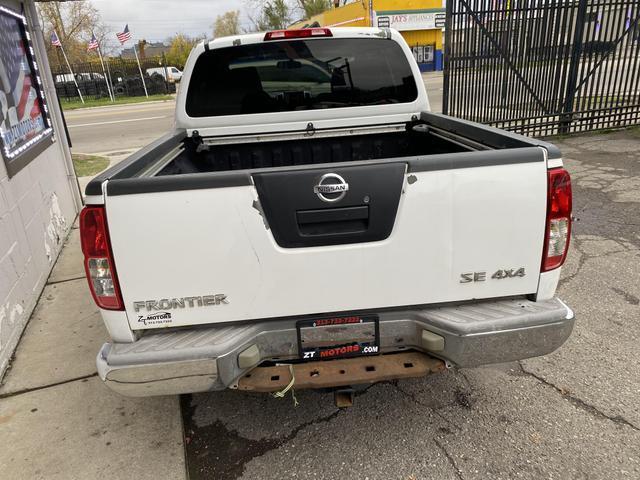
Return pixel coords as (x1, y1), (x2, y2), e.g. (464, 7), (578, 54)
(314, 173), (349, 203)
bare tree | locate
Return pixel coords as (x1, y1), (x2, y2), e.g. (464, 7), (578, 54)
(38, 0), (112, 65)
(213, 10), (241, 38)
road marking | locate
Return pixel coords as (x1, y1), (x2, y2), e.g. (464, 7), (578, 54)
(68, 115), (168, 128)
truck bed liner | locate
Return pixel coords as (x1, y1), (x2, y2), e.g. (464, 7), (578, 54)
(157, 128), (469, 176)
(84, 112), (561, 197)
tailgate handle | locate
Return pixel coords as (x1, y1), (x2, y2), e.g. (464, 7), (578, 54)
(296, 206), (369, 236)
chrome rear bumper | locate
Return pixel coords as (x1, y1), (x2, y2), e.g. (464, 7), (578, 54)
(97, 297), (574, 396)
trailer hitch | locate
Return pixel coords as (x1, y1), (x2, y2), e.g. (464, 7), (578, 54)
(334, 388), (355, 408)
(237, 352), (446, 394)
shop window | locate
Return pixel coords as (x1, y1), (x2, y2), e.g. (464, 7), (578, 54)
(412, 45), (435, 64)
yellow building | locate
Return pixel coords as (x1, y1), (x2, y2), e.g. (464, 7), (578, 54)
(290, 0), (445, 71)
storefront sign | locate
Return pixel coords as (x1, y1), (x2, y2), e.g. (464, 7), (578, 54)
(375, 10), (446, 31)
(0, 6), (52, 172)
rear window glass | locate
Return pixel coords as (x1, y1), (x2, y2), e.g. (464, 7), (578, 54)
(185, 38), (418, 117)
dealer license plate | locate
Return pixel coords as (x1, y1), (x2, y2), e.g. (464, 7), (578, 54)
(296, 314), (380, 361)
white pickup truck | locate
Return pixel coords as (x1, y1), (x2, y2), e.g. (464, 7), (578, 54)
(81, 28), (574, 402)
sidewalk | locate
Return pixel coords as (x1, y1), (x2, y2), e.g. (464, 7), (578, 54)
(0, 225), (186, 480)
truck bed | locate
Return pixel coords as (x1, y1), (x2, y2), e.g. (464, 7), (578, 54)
(156, 127), (469, 176)
(84, 111), (563, 330)
(85, 112), (561, 197)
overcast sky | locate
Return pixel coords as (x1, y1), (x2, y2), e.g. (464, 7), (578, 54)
(92, 0), (252, 43)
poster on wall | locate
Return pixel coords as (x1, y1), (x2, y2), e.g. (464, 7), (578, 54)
(0, 5), (53, 174)
(412, 45), (435, 64)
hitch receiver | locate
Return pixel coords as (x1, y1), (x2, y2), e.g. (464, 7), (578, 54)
(334, 388), (355, 408)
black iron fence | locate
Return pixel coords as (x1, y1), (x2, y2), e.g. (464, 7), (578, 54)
(51, 56), (176, 102)
(443, 0), (640, 137)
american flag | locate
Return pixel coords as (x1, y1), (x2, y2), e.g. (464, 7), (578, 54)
(87, 33), (99, 51)
(116, 24), (131, 44)
(0, 12), (45, 151)
(50, 31), (62, 47)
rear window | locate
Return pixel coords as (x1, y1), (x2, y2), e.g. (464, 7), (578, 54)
(185, 38), (418, 117)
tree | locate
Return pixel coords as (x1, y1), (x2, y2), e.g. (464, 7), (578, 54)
(38, 0), (112, 65)
(298, 0), (331, 19)
(250, 0), (293, 31)
(213, 10), (241, 38)
(165, 34), (200, 69)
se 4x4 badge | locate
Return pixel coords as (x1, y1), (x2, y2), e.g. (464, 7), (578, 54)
(460, 268), (526, 283)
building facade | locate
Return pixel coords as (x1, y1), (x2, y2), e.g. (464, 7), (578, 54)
(291, 0), (445, 71)
(0, 0), (81, 377)
(121, 41), (170, 59)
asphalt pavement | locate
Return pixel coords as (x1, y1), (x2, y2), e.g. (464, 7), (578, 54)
(182, 129), (640, 479)
(422, 72), (443, 113)
(64, 100), (175, 154)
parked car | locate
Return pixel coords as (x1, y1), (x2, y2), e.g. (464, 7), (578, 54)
(146, 66), (183, 82)
(82, 27), (574, 404)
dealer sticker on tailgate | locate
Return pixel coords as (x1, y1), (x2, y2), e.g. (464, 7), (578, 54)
(296, 315), (380, 360)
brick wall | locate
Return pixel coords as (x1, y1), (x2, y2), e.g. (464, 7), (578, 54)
(0, 0), (80, 377)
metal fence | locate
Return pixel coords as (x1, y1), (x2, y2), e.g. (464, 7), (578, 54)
(51, 56), (176, 102)
(443, 0), (640, 137)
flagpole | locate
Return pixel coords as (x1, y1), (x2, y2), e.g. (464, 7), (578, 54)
(96, 42), (114, 102)
(132, 42), (149, 98)
(57, 32), (84, 104)
(104, 57), (115, 101)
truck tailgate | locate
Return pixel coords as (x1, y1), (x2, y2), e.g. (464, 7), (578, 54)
(105, 147), (548, 330)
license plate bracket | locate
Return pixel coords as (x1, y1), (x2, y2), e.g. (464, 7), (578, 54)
(296, 314), (380, 361)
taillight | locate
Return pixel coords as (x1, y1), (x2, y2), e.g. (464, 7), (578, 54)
(542, 168), (572, 272)
(264, 28), (332, 41)
(79, 206), (123, 310)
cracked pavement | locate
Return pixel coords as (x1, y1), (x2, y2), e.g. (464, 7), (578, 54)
(182, 129), (640, 479)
